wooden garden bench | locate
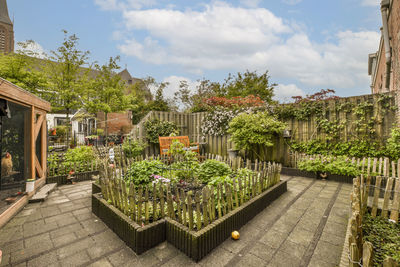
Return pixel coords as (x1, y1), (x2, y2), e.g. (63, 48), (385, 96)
(158, 136), (199, 156)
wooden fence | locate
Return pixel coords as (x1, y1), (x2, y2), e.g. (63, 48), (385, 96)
(348, 175), (399, 266)
(98, 154), (281, 230)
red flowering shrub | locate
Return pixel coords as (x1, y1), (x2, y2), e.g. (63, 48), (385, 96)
(203, 95), (265, 109)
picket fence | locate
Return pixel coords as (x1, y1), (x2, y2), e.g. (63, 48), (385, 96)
(347, 175), (399, 267)
(98, 154), (281, 230)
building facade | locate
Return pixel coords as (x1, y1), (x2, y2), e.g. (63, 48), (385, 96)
(0, 0), (14, 54)
(368, 0), (400, 94)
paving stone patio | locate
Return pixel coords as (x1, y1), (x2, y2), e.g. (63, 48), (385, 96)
(0, 175), (352, 267)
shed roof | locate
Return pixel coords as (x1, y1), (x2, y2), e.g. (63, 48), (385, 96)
(0, 77), (51, 112)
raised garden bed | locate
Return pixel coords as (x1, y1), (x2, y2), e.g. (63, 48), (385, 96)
(46, 170), (99, 185)
(92, 193), (166, 254)
(92, 182), (101, 194)
(166, 179), (287, 261)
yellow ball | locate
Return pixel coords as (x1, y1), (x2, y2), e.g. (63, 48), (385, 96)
(231, 231), (240, 240)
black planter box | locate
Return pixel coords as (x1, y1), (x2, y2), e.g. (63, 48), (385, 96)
(281, 167), (354, 184)
(92, 182), (101, 194)
(92, 193), (166, 254)
(165, 180), (287, 262)
(47, 170), (99, 185)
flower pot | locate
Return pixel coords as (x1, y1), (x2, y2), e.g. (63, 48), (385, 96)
(228, 149), (239, 159)
(26, 180), (35, 193)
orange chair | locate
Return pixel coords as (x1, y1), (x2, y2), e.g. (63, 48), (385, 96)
(158, 136), (199, 156)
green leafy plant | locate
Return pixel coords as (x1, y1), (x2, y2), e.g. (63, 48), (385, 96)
(55, 125), (68, 138)
(196, 159), (231, 183)
(228, 112), (286, 153)
(207, 175), (233, 186)
(385, 127), (400, 160)
(125, 160), (166, 186)
(297, 156), (361, 177)
(235, 168), (255, 180)
(170, 151), (200, 182)
(144, 119), (178, 144)
(363, 213), (400, 266)
(122, 140), (147, 158)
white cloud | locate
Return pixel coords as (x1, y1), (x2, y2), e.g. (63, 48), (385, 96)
(361, 0), (379, 6)
(162, 75), (199, 98)
(16, 41), (48, 59)
(115, 2), (379, 94)
(274, 84), (305, 102)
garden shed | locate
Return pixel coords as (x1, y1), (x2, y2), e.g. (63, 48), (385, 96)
(0, 77), (51, 227)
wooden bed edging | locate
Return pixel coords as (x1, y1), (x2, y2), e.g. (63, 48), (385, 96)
(47, 170), (99, 185)
(92, 182), (101, 194)
(92, 193), (166, 254)
(165, 180), (288, 262)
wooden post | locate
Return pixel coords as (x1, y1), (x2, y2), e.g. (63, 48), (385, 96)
(195, 191), (202, 230)
(362, 241), (374, 267)
(382, 177), (394, 218)
(390, 178), (400, 222)
(188, 191), (194, 231)
(371, 176), (382, 217)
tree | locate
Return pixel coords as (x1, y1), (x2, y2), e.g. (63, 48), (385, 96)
(0, 40), (48, 94)
(46, 31), (90, 116)
(143, 77), (172, 112)
(85, 56), (132, 138)
(221, 70), (276, 103)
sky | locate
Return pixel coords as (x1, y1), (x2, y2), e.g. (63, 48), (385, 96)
(8, 0), (382, 102)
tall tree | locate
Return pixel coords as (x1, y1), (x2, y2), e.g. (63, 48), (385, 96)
(143, 77), (172, 112)
(221, 70), (276, 103)
(46, 30), (90, 118)
(0, 40), (48, 94)
(85, 56), (132, 138)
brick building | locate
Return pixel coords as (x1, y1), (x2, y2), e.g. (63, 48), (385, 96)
(0, 0), (14, 54)
(368, 0), (400, 95)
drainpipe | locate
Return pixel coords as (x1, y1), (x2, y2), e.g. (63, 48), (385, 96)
(381, 0), (391, 91)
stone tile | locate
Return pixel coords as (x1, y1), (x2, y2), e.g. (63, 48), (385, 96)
(152, 242), (180, 262)
(10, 241), (53, 264)
(287, 228), (314, 247)
(160, 253), (198, 267)
(308, 257), (337, 267)
(0, 252), (10, 266)
(87, 258), (113, 267)
(319, 231), (345, 247)
(235, 252), (267, 267)
(279, 240), (307, 259)
(52, 232), (78, 247)
(40, 206), (62, 218)
(49, 223), (83, 239)
(107, 248), (138, 266)
(59, 250), (90, 267)
(249, 242), (275, 262)
(259, 229), (288, 249)
(312, 240), (342, 264)
(24, 233), (52, 249)
(56, 237), (96, 259)
(268, 250), (301, 267)
(322, 221), (347, 237)
(198, 247), (235, 266)
(1, 240), (24, 255)
(137, 250), (161, 266)
(27, 251), (58, 267)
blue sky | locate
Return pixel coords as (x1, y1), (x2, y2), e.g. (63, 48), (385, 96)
(9, 0), (381, 102)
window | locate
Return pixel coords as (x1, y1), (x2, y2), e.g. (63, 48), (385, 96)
(55, 117), (67, 126)
(0, 26), (6, 51)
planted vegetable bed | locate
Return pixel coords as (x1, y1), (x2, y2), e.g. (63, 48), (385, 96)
(92, 153), (285, 258)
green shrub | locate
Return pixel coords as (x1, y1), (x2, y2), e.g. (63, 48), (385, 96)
(125, 160), (166, 186)
(297, 156), (361, 177)
(64, 146), (96, 164)
(235, 168), (255, 180)
(228, 112), (286, 151)
(363, 213), (400, 266)
(196, 159), (231, 183)
(207, 175), (232, 186)
(122, 140), (147, 158)
(55, 125), (68, 138)
(96, 128), (104, 136)
(386, 127), (400, 160)
(170, 151), (200, 182)
(144, 119), (178, 144)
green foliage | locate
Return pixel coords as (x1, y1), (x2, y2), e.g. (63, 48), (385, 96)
(125, 160), (166, 186)
(0, 40), (48, 95)
(297, 156), (362, 177)
(46, 31), (90, 115)
(96, 129), (104, 136)
(84, 56), (133, 137)
(122, 140), (147, 158)
(235, 168), (255, 180)
(228, 112), (286, 151)
(385, 127), (400, 160)
(64, 146), (96, 164)
(144, 119), (178, 144)
(219, 70), (276, 104)
(168, 140), (185, 157)
(55, 125), (68, 138)
(196, 159), (231, 183)
(170, 151), (200, 182)
(363, 213), (400, 266)
(207, 175), (232, 186)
